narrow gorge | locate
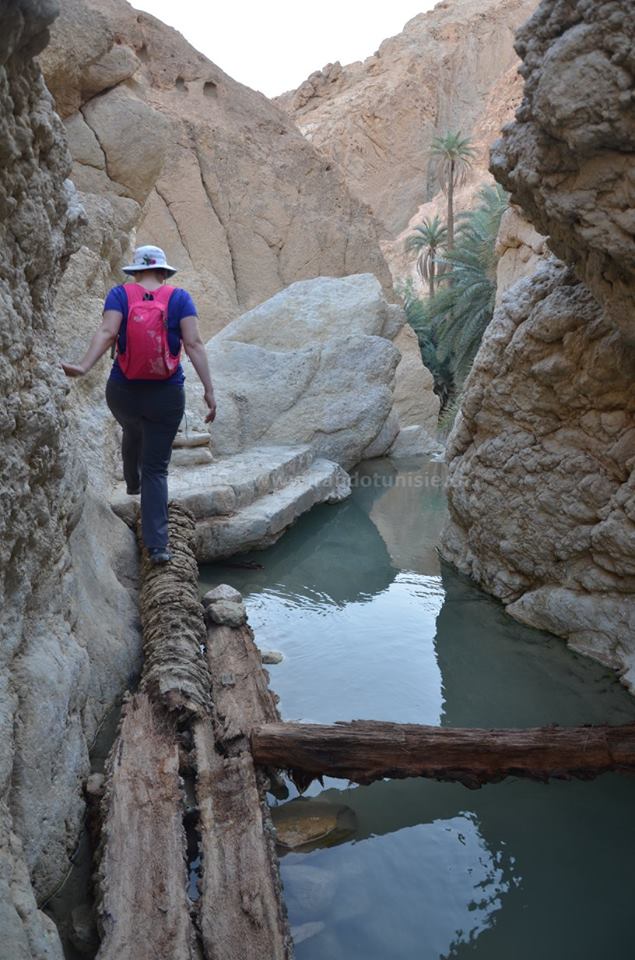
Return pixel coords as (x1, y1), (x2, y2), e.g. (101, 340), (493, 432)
(1, 0), (634, 957)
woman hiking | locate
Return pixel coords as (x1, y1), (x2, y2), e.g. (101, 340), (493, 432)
(62, 244), (216, 565)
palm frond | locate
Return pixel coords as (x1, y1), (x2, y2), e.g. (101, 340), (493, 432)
(415, 181), (508, 390)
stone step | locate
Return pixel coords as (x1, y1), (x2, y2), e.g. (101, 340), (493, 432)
(173, 430), (210, 449)
(110, 444), (316, 525)
(194, 458), (351, 562)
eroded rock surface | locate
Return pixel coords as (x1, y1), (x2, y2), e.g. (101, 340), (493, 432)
(443, 261), (635, 682)
(490, 0), (635, 338)
(40, 0), (393, 342)
(443, 0), (635, 686)
(0, 2), (140, 953)
(277, 0), (536, 240)
(494, 204), (547, 304)
(186, 275), (435, 468)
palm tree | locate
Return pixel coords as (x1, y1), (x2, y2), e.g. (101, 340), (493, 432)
(429, 132), (476, 251)
(405, 215), (447, 298)
(398, 278), (454, 410)
(429, 182), (508, 387)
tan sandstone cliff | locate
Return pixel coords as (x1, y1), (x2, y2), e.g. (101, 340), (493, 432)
(40, 0), (393, 338)
(276, 0), (537, 264)
(37, 0), (437, 487)
(442, 0), (635, 687)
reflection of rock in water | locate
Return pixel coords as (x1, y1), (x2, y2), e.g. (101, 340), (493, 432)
(202, 493), (397, 608)
(433, 561), (635, 730)
(291, 921), (325, 946)
(281, 778), (509, 959)
(362, 457), (447, 575)
(283, 863), (336, 919)
(272, 798), (357, 853)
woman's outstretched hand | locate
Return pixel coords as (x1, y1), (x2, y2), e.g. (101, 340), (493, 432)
(62, 362), (86, 378)
(204, 389), (216, 423)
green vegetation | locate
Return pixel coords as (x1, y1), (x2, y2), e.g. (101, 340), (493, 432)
(402, 182), (509, 416)
(429, 131), (476, 251)
(404, 215), (447, 298)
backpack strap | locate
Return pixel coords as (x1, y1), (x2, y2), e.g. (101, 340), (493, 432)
(123, 283), (175, 309)
(123, 283), (147, 310)
(152, 285), (176, 308)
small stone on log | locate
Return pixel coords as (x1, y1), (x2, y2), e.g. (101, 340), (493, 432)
(202, 584), (244, 606)
(205, 598), (247, 627)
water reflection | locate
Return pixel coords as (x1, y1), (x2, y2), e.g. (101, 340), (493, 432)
(204, 492), (397, 609)
(279, 770), (635, 959)
(281, 814), (513, 960)
(435, 561), (635, 729)
(200, 455), (635, 959)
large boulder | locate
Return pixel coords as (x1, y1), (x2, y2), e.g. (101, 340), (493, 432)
(391, 324), (439, 435)
(186, 274), (435, 469)
(443, 260), (635, 685)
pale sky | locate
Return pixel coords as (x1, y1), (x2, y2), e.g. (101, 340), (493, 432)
(134, 0), (438, 97)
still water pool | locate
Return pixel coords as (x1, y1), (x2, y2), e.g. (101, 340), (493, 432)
(201, 456), (635, 960)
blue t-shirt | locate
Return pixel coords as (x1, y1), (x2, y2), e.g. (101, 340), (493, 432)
(105, 284), (197, 384)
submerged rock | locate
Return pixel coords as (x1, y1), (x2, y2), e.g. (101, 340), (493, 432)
(291, 921), (326, 946)
(261, 650), (284, 665)
(272, 798), (357, 852)
(282, 863), (336, 919)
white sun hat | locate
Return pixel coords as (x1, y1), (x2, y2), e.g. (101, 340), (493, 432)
(122, 244), (178, 277)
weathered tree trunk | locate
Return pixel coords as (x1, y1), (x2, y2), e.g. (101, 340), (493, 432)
(194, 621), (293, 960)
(96, 693), (198, 960)
(251, 720), (635, 789)
(97, 504), (293, 959)
(137, 505), (211, 718)
(96, 505), (208, 959)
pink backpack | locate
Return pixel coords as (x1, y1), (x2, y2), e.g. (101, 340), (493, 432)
(117, 284), (181, 380)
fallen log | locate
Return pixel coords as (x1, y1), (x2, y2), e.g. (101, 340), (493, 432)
(96, 693), (197, 960)
(96, 505), (207, 960)
(137, 505), (211, 717)
(194, 620), (293, 960)
(251, 720), (635, 788)
(98, 503), (293, 959)
(204, 622), (281, 747)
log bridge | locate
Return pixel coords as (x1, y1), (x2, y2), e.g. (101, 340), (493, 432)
(94, 504), (635, 959)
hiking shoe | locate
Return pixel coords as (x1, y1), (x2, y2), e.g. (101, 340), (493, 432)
(148, 546), (172, 565)
(126, 487), (140, 495)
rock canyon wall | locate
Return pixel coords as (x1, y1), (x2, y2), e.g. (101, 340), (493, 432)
(40, 0), (393, 339)
(277, 0), (537, 273)
(0, 3), (139, 957)
(443, 0), (635, 687)
(38, 0), (435, 486)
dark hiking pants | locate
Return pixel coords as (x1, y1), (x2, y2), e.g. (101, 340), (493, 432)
(106, 379), (185, 549)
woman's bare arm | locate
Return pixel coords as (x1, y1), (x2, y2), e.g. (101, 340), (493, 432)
(62, 310), (122, 377)
(181, 315), (216, 423)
